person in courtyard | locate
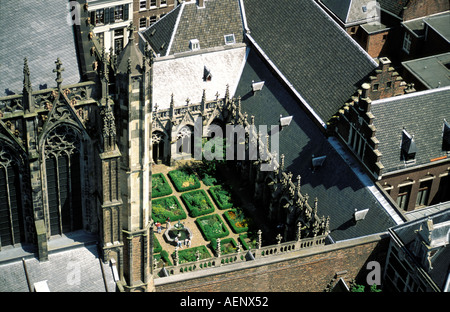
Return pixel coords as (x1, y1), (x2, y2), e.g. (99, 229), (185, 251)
(166, 217), (171, 229)
(155, 222), (162, 233)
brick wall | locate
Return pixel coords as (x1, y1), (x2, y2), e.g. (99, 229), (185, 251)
(403, 0), (450, 21)
(155, 235), (389, 292)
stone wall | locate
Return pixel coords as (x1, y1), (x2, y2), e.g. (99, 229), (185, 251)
(155, 234), (389, 292)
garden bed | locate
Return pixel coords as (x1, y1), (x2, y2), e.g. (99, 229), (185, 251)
(223, 208), (251, 233)
(181, 189), (215, 217)
(171, 245), (211, 264)
(152, 196), (186, 223)
(196, 214), (230, 241)
(154, 250), (172, 269)
(238, 233), (258, 250)
(208, 185), (233, 210)
(168, 169), (200, 192)
(210, 237), (238, 255)
(151, 173), (173, 198)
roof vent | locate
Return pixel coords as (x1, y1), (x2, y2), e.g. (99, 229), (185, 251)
(203, 66), (212, 81)
(401, 129), (417, 161)
(252, 80), (265, 93)
(354, 208), (369, 222)
(443, 119), (450, 151)
(311, 154), (326, 171)
(279, 114), (293, 129)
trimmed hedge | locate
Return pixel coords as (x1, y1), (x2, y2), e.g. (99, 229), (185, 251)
(210, 237), (237, 255)
(151, 173), (173, 198)
(196, 214), (230, 241)
(222, 208), (251, 234)
(153, 233), (162, 254)
(168, 169), (200, 192)
(238, 233), (258, 250)
(155, 250), (173, 268)
(208, 186), (233, 210)
(152, 196), (187, 223)
(181, 189), (215, 217)
(171, 245), (211, 264)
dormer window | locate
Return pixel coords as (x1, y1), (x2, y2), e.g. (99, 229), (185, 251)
(224, 34), (235, 45)
(401, 129), (417, 162)
(203, 66), (212, 81)
(443, 119), (450, 151)
(189, 39), (200, 51)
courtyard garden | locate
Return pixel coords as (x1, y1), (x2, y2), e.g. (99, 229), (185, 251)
(151, 161), (259, 266)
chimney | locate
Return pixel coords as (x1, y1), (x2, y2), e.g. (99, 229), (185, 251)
(359, 83), (372, 112)
(198, 0), (205, 8)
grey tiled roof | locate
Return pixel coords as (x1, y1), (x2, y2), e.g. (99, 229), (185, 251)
(0, 0), (81, 96)
(371, 87), (450, 175)
(377, 0), (409, 17)
(142, 0), (244, 56)
(242, 0), (377, 125)
(141, 3), (183, 57)
(0, 243), (116, 292)
(320, 0), (353, 22)
(170, 0), (244, 54)
(235, 48), (398, 242)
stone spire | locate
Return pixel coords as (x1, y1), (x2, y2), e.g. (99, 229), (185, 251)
(53, 58), (64, 91)
(22, 58), (34, 113)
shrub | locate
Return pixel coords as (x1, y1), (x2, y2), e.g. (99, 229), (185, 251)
(238, 234), (258, 250)
(210, 238), (238, 255)
(171, 245), (211, 264)
(168, 169), (200, 192)
(209, 186), (233, 210)
(154, 250), (172, 268)
(151, 173), (173, 198)
(196, 214), (230, 241)
(223, 208), (250, 233)
(152, 196), (187, 223)
(153, 233), (162, 254)
(181, 189), (215, 217)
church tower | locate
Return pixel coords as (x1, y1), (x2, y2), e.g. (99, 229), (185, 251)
(115, 23), (154, 292)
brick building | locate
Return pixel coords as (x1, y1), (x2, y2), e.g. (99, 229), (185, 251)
(334, 85), (450, 212)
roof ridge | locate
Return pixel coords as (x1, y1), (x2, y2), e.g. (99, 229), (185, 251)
(312, 0), (378, 67)
(345, 0), (353, 23)
(371, 85), (450, 105)
(165, 1), (185, 56)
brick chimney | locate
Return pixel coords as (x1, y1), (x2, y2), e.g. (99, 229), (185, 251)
(198, 0), (205, 8)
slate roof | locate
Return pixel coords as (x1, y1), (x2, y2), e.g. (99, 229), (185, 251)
(140, 3), (183, 57)
(0, 0), (81, 96)
(235, 48), (399, 242)
(0, 241), (116, 292)
(390, 208), (450, 291)
(141, 0), (244, 57)
(377, 0), (409, 17)
(402, 52), (450, 89)
(320, 0), (380, 25)
(370, 86), (450, 175)
(242, 0), (378, 126)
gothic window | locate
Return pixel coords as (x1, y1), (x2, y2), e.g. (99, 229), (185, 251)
(44, 125), (83, 236)
(152, 131), (165, 163)
(0, 145), (24, 247)
(177, 126), (194, 156)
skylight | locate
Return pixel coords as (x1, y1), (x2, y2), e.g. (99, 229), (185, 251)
(224, 34), (235, 45)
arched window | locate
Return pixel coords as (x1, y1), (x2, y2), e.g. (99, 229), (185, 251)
(152, 131), (165, 164)
(0, 143), (24, 247)
(44, 125), (83, 236)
